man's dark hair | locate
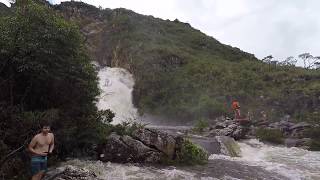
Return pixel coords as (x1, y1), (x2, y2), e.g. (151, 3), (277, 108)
(40, 121), (51, 128)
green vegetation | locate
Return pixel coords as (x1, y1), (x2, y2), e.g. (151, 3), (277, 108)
(0, 1), (111, 178)
(256, 128), (284, 144)
(112, 121), (146, 136)
(192, 118), (209, 133)
(303, 128), (320, 151)
(53, 2), (320, 124)
(0, 3), (11, 16)
(175, 139), (208, 165)
(0, 1), (319, 178)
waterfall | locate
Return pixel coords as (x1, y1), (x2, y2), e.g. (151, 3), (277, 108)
(96, 66), (138, 124)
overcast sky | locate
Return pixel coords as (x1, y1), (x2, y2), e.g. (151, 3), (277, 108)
(1, 0), (319, 63)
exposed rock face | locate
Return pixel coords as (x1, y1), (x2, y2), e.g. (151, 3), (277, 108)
(216, 136), (241, 157)
(254, 120), (315, 148)
(267, 121), (312, 139)
(189, 135), (240, 157)
(98, 133), (163, 163)
(131, 128), (180, 159)
(43, 165), (100, 180)
(97, 129), (186, 163)
(289, 122), (311, 131)
(207, 121), (249, 140)
(284, 138), (312, 148)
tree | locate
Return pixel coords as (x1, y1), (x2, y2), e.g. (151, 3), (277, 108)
(261, 55), (273, 63)
(0, 1), (104, 178)
(298, 53), (319, 69)
(279, 56), (297, 67)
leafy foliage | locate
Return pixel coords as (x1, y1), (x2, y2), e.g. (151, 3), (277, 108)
(0, 1), (109, 178)
(175, 139), (208, 165)
(112, 121), (146, 136)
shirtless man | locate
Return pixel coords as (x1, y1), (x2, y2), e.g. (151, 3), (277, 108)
(28, 123), (54, 180)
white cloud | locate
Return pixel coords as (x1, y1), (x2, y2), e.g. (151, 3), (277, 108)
(0, 0), (10, 6)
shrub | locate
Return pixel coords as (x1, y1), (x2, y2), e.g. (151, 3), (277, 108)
(175, 139), (208, 165)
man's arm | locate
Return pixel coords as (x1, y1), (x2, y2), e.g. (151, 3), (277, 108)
(28, 135), (40, 155)
(49, 133), (54, 153)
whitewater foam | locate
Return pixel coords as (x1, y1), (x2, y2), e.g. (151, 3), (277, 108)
(209, 139), (320, 180)
(96, 67), (139, 124)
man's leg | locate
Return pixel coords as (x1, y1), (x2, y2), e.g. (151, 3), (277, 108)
(31, 172), (42, 180)
(31, 157), (47, 180)
(38, 171), (45, 180)
(31, 160), (40, 180)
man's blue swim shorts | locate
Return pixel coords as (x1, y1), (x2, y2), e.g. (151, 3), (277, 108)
(31, 156), (47, 175)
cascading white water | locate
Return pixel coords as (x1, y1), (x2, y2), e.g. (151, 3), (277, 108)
(96, 67), (138, 124)
(210, 139), (320, 180)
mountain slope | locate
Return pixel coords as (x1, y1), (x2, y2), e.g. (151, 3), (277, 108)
(8, 1), (316, 123)
(53, 1), (320, 123)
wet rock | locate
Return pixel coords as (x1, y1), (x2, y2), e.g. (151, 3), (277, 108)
(284, 138), (300, 147)
(284, 138), (312, 148)
(289, 122), (311, 131)
(189, 135), (221, 155)
(213, 123), (247, 140)
(131, 128), (178, 159)
(43, 165), (100, 180)
(291, 129), (305, 138)
(98, 133), (163, 163)
(97, 129), (186, 164)
(189, 135), (240, 157)
(216, 136), (241, 157)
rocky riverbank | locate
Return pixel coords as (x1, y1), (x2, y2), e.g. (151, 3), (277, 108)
(191, 116), (319, 150)
(42, 122), (320, 180)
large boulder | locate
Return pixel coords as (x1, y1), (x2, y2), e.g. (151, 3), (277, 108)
(209, 123), (248, 140)
(216, 136), (241, 157)
(284, 138), (312, 148)
(131, 128), (179, 159)
(289, 122), (311, 131)
(189, 135), (240, 157)
(97, 133), (163, 163)
(43, 165), (100, 180)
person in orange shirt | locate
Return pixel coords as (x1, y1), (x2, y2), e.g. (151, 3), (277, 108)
(232, 100), (241, 120)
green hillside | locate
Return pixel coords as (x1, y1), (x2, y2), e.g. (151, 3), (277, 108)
(2, 1), (317, 123)
(53, 1), (319, 123)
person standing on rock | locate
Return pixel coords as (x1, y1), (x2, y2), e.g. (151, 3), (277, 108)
(28, 122), (54, 180)
(232, 100), (241, 120)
